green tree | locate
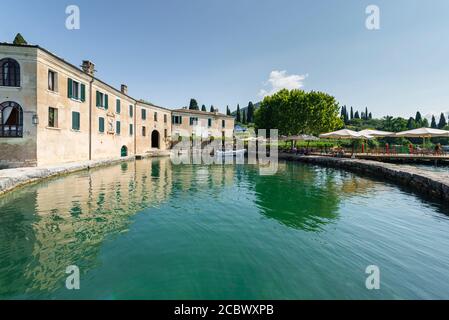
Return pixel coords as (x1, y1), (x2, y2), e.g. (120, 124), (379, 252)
(226, 106), (231, 116)
(350, 107), (354, 120)
(431, 115), (437, 128)
(354, 111), (360, 119)
(236, 104), (241, 123)
(189, 99), (199, 110)
(415, 111), (422, 126)
(254, 89), (343, 136)
(210, 105), (215, 112)
(247, 102), (254, 123)
(201, 105), (207, 112)
(242, 110), (247, 124)
(13, 33), (28, 45)
(438, 113), (447, 129)
(407, 117), (416, 130)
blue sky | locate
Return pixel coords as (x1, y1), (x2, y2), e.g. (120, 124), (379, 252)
(2, 0), (449, 118)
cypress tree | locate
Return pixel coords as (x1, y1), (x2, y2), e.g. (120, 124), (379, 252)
(438, 113), (447, 129)
(350, 107), (354, 120)
(415, 111), (422, 126)
(354, 111), (360, 119)
(247, 102), (254, 123)
(210, 105), (215, 112)
(201, 105), (207, 112)
(189, 99), (199, 110)
(236, 104), (241, 123)
(226, 105), (231, 116)
(431, 115), (437, 128)
(407, 117), (416, 130)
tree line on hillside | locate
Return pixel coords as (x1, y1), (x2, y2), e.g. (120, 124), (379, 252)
(345, 110), (449, 133)
(187, 98), (256, 124)
(340, 106), (372, 124)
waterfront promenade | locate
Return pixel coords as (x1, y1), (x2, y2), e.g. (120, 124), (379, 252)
(279, 153), (449, 202)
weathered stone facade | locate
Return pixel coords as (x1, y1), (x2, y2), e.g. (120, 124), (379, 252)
(0, 43), (234, 168)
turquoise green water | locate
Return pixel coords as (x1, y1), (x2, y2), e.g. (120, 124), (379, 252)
(1, 158), (449, 300)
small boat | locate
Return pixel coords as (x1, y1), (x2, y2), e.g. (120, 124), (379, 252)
(216, 149), (246, 156)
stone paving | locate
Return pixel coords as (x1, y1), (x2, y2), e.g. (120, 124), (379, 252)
(0, 156), (136, 195)
(280, 153), (449, 202)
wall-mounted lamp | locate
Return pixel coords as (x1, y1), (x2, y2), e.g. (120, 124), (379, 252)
(32, 114), (39, 125)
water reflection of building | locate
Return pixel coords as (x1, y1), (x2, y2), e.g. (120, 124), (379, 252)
(0, 159), (173, 296)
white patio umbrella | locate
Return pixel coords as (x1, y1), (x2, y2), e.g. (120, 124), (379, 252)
(319, 129), (373, 140)
(358, 129), (394, 138)
(394, 128), (449, 138)
(320, 129), (373, 156)
(394, 127), (449, 150)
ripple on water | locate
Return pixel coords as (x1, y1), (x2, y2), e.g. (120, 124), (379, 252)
(1, 158), (449, 299)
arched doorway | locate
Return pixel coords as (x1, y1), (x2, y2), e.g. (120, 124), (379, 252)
(151, 130), (160, 149)
(121, 145), (128, 157)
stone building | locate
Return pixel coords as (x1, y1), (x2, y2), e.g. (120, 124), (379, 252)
(0, 43), (234, 168)
(171, 108), (235, 141)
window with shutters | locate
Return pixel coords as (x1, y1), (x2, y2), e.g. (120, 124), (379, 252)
(96, 91), (108, 109)
(116, 99), (121, 114)
(172, 115), (182, 125)
(222, 120), (226, 128)
(129, 105), (133, 117)
(129, 124), (133, 136)
(68, 78), (85, 102)
(116, 121), (121, 135)
(142, 109), (146, 120)
(208, 118), (212, 127)
(99, 117), (105, 133)
(72, 112), (80, 131)
(190, 117), (198, 126)
(154, 112), (158, 122)
(142, 126), (146, 136)
(164, 114), (167, 123)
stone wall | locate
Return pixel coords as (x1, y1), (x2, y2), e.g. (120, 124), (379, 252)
(0, 46), (38, 168)
(280, 153), (449, 202)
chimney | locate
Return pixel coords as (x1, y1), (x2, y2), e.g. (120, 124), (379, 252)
(121, 84), (128, 95)
(81, 60), (95, 76)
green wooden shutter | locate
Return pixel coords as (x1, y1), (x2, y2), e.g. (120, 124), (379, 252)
(99, 117), (104, 132)
(68, 78), (73, 98)
(116, 99), (121, 113)
(105, 94), (109, 109)
(116, 121), (121, 135)
(80, 84), (86, 102)
(96, 91), (100, 107)
(72, 112), (80, 130)
(72, 112), (76, 130)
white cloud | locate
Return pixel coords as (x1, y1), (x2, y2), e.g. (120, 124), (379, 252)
(259, 70), (307, 97)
